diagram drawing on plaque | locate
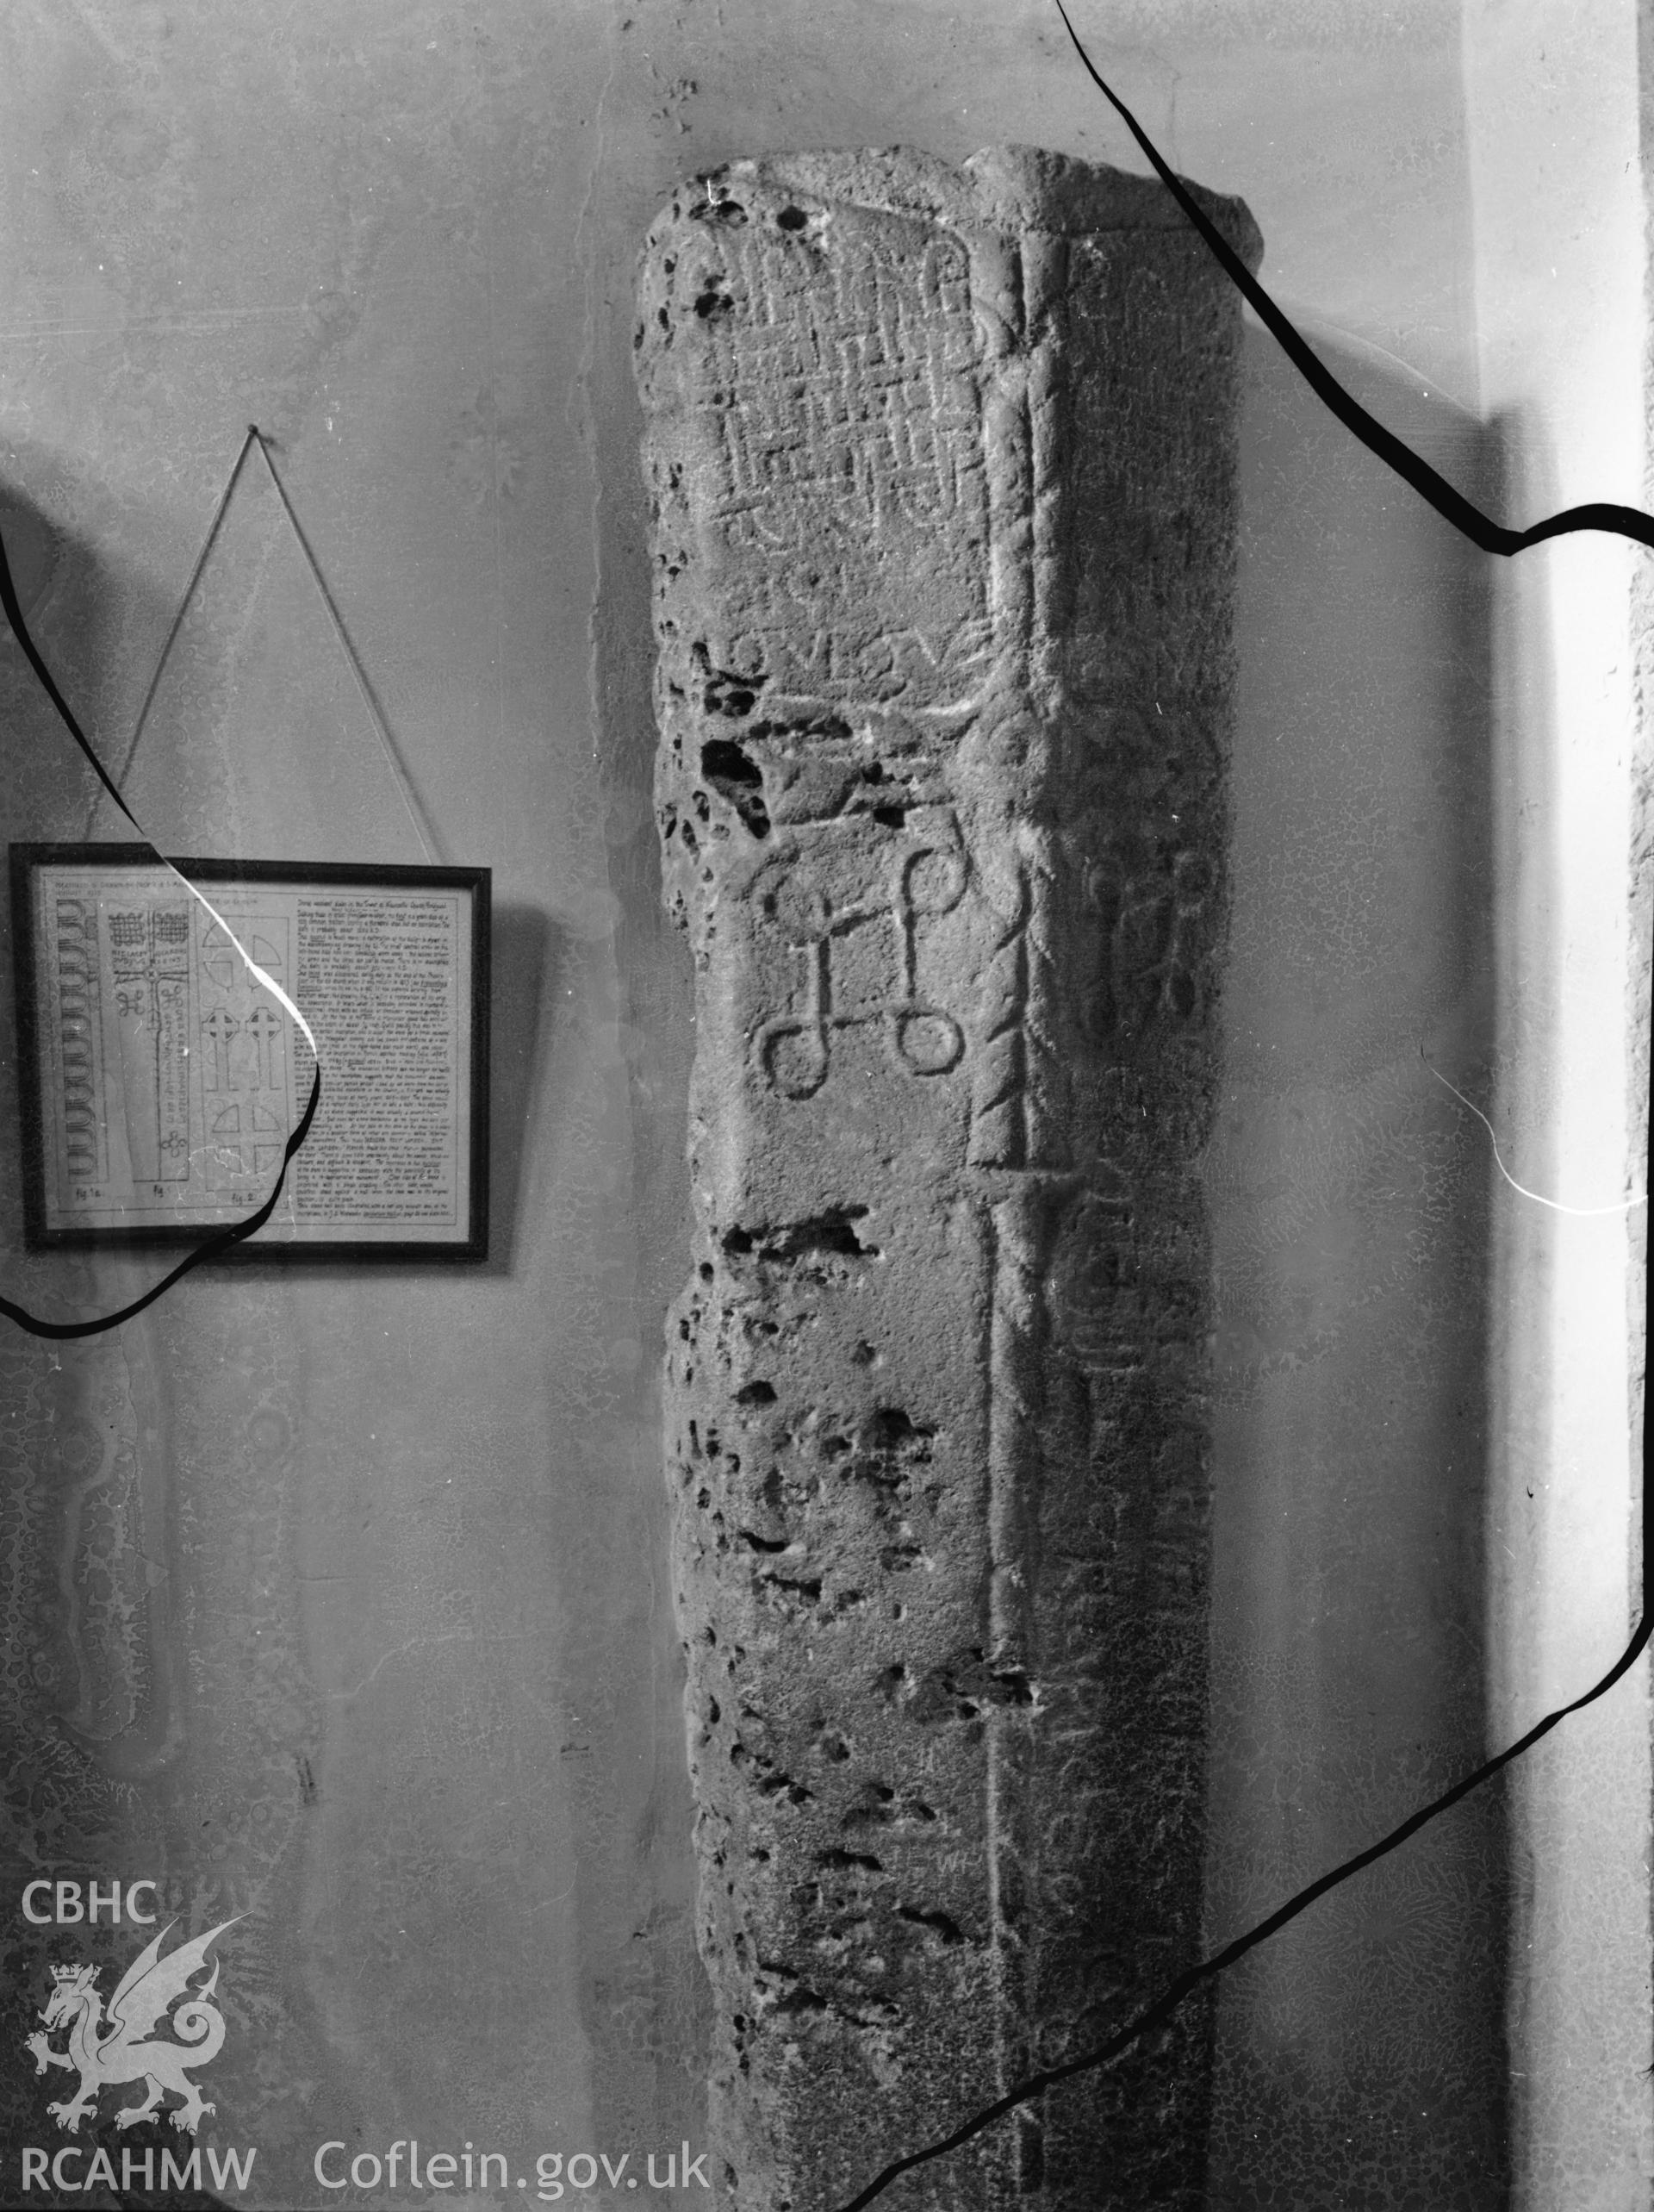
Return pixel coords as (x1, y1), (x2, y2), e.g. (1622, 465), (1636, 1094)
(192, 914), (291, 1189)
(10, 846), (492, 1258)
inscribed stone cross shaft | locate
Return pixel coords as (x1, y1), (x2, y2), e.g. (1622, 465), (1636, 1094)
(637, 143), (1259, 2210)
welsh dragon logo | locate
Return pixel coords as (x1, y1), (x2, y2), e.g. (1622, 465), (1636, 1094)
(25, 1918), (239, 2136)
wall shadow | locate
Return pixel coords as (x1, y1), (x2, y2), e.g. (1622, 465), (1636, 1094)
(482, 901), (555, 1276)
(0, 476), (228, 2207)
(578, 219), (712, 2173)
(0, 474), (177, 1270)
(1202, 325), (1508, 2207)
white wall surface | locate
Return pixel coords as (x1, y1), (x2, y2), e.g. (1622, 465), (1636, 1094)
(1465, 1), (1653, 2203)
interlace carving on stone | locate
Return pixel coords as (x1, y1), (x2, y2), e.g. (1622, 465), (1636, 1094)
(712, 235), (979, 539)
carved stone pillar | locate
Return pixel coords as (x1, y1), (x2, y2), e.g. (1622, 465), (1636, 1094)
(637, 146), (1259, 2209)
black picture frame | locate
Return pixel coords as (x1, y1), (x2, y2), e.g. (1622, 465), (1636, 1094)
(11, 845), (491, 1261)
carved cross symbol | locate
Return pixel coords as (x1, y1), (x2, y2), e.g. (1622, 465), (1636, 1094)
(755, 838), (967, 1100)
(246, 1006), (283, 1093)
(201, 1009), (238, 1093)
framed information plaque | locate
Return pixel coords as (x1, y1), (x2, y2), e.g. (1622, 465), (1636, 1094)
(11, 846), (490, 1258)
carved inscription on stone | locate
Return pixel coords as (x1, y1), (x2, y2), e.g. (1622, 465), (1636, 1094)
(713, 233), (979, 531)
(657, 194), (992, 708)
(638, 145), (1259, 2210)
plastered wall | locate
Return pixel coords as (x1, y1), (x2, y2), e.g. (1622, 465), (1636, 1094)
(0, 3), (1645, 2208)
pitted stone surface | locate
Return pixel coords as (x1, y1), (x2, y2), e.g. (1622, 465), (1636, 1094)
(637, 146), (1259, 2209)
